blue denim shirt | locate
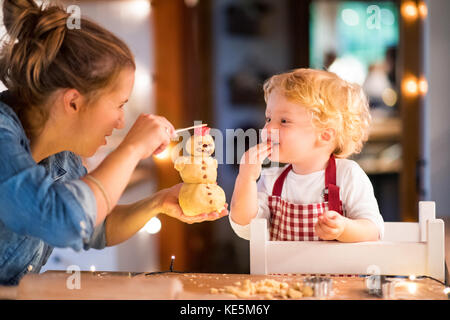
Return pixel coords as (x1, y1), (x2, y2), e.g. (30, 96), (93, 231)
(0, 91), (106, 286)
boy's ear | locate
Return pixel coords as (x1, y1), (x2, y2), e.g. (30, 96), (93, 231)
(319, 128), (336, 144)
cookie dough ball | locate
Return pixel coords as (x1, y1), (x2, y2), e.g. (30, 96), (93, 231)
(186, 134), (215, 157)
(179, 183), (226, 216)
(174, 156), (218, 184)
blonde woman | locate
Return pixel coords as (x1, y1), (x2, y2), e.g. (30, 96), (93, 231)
(230, 68), (384, 243)
(0, 0), (227, 286)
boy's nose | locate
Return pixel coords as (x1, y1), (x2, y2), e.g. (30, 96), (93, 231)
(261, 126), (279, 143)
(265, 121), (279, 131)
(261, 127), (268, 142)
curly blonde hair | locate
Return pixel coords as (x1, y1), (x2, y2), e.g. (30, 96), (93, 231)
(263, 68), (371, 158)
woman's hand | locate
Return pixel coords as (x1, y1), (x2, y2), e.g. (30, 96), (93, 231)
(158, 183), (229, 224)
(119, 114), (175, 160)
(315, 210), (347, 241)
(238, 143), (272, 181)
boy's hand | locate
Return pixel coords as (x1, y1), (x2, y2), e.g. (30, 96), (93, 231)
(315, 210), (347, 241)
(238, 143), (272, 181)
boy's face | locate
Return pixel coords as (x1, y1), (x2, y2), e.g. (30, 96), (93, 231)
(262, 90), (319, 163)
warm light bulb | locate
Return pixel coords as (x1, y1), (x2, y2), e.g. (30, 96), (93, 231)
(143, 217), (162, 234)
(409, 275), (416, 281)
(418, 2), (428, 19)
(418, 77), (428, 95)
(402, 77), (418, 97)
(401, 2), (418, 20)
(170, 255), (175, 272)
(154, 146), (171, 160)
(90, 265), (96, 272)
(444, 287), (450, 295)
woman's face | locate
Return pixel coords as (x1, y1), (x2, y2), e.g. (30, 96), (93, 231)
(75, 68), (135, 157)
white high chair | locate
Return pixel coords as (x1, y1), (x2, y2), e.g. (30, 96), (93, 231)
(250, 201), (446, 282)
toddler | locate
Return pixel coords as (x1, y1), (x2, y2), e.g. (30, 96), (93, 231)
(229, 68), (384, 242)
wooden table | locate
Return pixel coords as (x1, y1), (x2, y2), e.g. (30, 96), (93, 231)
(0, 271), (447, 300)
(1, 217), (448, 300)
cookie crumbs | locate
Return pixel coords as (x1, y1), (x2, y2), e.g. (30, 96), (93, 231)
(209, 278), (314, 299)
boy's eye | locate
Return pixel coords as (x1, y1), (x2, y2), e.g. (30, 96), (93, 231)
(281, 119), (287, 124)
(265, 117), (271, 123)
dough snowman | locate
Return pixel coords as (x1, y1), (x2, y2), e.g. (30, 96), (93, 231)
(175, 126), (226, 216)
(174, 156), (217, 184)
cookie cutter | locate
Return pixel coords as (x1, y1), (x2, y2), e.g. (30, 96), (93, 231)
(303, 277), (333, 298)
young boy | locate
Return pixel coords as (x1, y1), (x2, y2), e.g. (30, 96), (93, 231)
(229, 68), (384, 242)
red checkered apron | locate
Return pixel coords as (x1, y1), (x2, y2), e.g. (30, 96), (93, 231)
(268, 154), (343, 241)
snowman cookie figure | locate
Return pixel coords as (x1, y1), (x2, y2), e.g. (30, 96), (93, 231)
(174, 126), (226, 216)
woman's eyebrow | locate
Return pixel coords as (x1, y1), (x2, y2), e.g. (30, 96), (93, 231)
(121, 99), (129, 104)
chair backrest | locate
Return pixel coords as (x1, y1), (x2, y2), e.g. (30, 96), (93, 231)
(383, 201), (437, 242)
(383, 222), (420, 242)
(250, 201), (446, 281)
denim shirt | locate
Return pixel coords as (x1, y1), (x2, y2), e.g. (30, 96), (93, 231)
(0, 91), (106, 286)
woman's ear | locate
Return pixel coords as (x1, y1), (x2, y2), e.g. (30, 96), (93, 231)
(63, 89), (82, 114)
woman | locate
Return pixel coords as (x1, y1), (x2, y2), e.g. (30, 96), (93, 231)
(0, 0), (227, 286)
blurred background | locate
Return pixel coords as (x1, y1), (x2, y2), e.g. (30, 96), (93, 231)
(0, 0), (448, 274)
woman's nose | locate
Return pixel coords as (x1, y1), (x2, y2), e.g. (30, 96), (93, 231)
(116, 113), (125, 129)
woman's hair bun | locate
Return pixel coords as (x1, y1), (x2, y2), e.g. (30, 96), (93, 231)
(2, 0), (40, 37)
(1, 1), (69, 96)
(0, 0), (135, 139)
(3, 0), (68, 43)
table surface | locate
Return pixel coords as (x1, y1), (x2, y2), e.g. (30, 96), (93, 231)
(0, 271), (447, 300)
(1, 217), (448, 300)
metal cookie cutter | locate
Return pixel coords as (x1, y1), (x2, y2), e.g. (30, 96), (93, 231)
(303, 277), (333, 298)
(366, 275), (396, 299)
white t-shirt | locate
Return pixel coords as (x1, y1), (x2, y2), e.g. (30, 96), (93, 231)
(229, 158), (384, 241)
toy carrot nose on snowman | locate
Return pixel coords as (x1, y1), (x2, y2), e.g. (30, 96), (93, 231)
(167, 124), (208, 140)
